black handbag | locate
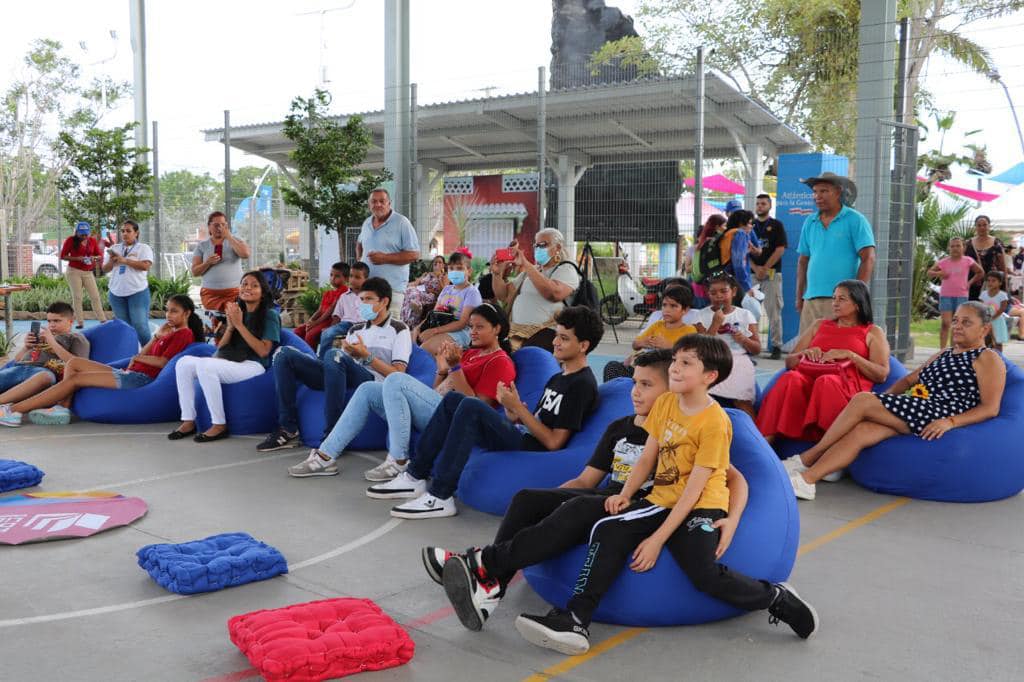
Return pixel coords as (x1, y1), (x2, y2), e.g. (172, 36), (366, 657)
(421, 309), (456, 331)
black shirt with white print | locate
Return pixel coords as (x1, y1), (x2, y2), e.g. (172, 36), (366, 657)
(585, 415), (652, 496)
(521, 367), (598, 451)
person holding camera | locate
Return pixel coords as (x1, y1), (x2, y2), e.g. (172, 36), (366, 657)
(60, 222), (108, 329)
(0, 302), (90, 425)
(191, 211), (251, 315)
(103, 219), (154, 346)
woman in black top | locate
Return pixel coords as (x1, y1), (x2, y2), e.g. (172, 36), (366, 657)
(965, 215), (1004, 300)
(170, 271), (282, 442)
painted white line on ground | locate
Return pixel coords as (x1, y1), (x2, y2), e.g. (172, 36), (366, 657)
(0, 517), (403, 628)
(84, 452), (297, 490)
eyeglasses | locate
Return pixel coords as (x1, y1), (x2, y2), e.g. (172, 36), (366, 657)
(534, 241), (549, 249)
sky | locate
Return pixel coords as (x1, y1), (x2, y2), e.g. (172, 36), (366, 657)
(2, 0), (1024, 221)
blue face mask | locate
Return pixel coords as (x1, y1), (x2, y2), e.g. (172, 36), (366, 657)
(447, 270), (466, 285)
(534, 247), (551, 266)
(359, 302), (378, 321)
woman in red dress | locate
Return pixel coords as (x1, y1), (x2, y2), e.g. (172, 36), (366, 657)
(756, 279), (891, 443)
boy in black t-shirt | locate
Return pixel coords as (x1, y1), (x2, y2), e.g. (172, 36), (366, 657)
(420, 350), (751, 632)
(369, 306), (604, 519)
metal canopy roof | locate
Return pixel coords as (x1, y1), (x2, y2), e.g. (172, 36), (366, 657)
(203, 72), (810, 172)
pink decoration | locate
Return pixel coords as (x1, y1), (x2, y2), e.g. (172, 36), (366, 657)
(916, 176), (1000, 202)
(684, 174), (746, 195)
(0, 492), (147, 545)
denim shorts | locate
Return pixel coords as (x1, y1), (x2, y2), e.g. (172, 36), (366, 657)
(447, 327), (472, 348)
(0, 364), (55, 392)
(939, 295), (969, 313)
(113, 369), (154, 390)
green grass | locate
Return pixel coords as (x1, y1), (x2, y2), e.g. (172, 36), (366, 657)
(911, 318), (941, 348)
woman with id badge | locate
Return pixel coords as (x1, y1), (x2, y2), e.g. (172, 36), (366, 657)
(104, 220), (154, 345)
(60, 221), (108, 329)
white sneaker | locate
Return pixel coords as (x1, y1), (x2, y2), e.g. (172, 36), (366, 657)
(790, 471), (816, 501)
(782, 455), (807, 474)
(442, 550), (503, 631)
(364, 456), (407, 482)
(391, 492), (457, 519)
(366, 471), (426, 500)
(822, 468), (845, 483)
(0, 403), (22, 428)
(287, 449), (339, 477)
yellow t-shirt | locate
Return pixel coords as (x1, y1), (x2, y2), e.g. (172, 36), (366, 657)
(635, 321), (697, 348)
(642, 392), (731, 511)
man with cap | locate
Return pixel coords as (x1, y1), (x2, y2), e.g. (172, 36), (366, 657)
(724, 198), (743, 215)
(60, 221), (108, 328)
(795, 173), (875, 334)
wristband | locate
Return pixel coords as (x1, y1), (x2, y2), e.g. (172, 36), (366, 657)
(359, 354), (374, 367)
(448, 363), (461, 374)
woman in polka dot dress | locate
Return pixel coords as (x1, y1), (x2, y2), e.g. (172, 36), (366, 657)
(784, 301), (1006, 500)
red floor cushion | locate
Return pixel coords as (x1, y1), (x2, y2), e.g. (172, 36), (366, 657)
(228, 597), (415, 681)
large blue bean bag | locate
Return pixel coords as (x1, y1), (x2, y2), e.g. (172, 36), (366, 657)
(509, 347), (561, 414)
(849, 354), (1024, 502)
(523, 409), (800, 626)
(760, 355), (909, 460)
(194, 330), (312, 435)
(296, 345), (437, 450)
(72, 343), (216, 424)
(82, 319), (140, 363)
(457, 377), (635, 516)
(137, 532), (288, 595)
(0, 460), (44, 493)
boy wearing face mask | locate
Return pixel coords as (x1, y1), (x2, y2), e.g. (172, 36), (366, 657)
(257, 277), (411, 452)
(416, 251), (482, 354)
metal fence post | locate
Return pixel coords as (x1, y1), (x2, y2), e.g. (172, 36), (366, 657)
(692, 46), (705, 241)
(151, 120), (162, 279)
(537, 66), (547, 229)
(223, 110), (231, 222)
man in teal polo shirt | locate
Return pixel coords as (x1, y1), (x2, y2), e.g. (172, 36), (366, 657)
(356, 188), (420, 314)
(795, 173), (876, 334)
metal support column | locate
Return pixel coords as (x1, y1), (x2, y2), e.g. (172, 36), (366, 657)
(692, 46), (705, 241)
(555, 155), (586, 260)
(151, 120), (161, 278)
(223, 110), (231, 221)
(537, 66), (547, 229)
(384, 0), (411, 214)
(743, 143), (765, 208)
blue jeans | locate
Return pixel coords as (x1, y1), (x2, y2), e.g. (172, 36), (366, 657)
(939, 295), (969, 313)
(0, 364), (55, 393)
(273, 346), (374, 434)
(320, 372), (440, 461)
(109, 288), (152, 346)
(408, 392), (527, 500)
(318, 322), (354, 360)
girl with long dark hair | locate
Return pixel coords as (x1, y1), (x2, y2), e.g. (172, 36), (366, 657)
(288, 302), (517, 481)
(171, 271), (281, 442)
(0, 294), (204, 426)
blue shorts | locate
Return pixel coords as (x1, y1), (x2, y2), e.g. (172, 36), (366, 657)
(0, 364), (55, 392)
(939, 296), (969, 313)
(113, 369), (154, 390)
(446, 327), (472, 348)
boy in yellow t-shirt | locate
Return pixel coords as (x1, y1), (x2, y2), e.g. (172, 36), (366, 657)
(603, 285), (697, 382)
(516, 334), (819, 656)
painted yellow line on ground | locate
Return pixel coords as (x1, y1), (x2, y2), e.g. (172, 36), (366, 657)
(520, 495), (910, 681)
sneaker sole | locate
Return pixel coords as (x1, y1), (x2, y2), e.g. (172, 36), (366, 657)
(0, 420), (21, 428)
(442, 556), (486, 631)
(421, 548), (446, 585)
(366, 487), (422, 500)
(514, 616), (589, 656)
(28, 413), (70, 426)
(390, 505), (457, 519)
(257, 441), (299, 452)
(821, 469), (844, 483)
(365, 470), (400, 482)
(778, 582), (819, 639)
(288, 468), (339, 478)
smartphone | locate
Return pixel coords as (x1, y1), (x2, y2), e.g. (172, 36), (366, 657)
(30, 321), (40, 342)
(214, 243), (224, 258)
(494, 248), (516, 263)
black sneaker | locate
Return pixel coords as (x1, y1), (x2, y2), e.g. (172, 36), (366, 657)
(257, 428), (299, 452)
(443, 551), (503, 631)
(768, 582), (819, 639)
(770, 347), (782, 360)
(421, 546), (463, 585)
(515, 608), (590, 655)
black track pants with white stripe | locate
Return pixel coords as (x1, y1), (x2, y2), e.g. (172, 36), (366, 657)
(566, 500), (775, 626)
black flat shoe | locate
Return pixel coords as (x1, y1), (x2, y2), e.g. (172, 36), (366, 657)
(194, 429), (230, 443)
(168, 427), (196, 440)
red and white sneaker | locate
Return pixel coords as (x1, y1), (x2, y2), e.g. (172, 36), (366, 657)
(421, 546), (464, 585)
(442, 549), (503, 631)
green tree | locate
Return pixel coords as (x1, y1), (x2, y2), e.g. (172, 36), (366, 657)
(158, 169), (220, 251)
(57, 122), (152, 230)
(280, 89), (390, 258)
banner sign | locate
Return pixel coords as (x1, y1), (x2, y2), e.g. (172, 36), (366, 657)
(0, 492), (147, 545)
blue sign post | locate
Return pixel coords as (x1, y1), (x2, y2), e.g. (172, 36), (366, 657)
(775, 153), (849, 346)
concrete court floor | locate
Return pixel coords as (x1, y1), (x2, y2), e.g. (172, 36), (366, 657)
(1, 421), (1022, 682)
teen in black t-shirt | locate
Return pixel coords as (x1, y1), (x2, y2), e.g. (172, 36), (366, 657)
(370, 306), (605, 520)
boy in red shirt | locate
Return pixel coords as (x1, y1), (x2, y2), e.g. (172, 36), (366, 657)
(294, 262), (349, 348)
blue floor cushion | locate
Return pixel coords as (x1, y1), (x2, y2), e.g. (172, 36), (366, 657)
(137, 532), (288, 595)
(0, 460), (44, 493)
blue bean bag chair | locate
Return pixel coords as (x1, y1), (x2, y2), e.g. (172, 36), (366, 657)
(0, 460), (44, 493)
(849, 354), (1024, 502)
(457, 377), (635, 516)
(760, 355), (909, 460)
(523, 409), (800, 626)
(82, 319), (140, 364)
(72, 343), (216, 424)
(194, 329), (312, 435)
(296, 345), (438, 450)
(137, 532), (288, 595)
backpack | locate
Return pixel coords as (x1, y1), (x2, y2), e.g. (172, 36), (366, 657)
(691, 227), (738, 284)
(553, 261), (600, 315)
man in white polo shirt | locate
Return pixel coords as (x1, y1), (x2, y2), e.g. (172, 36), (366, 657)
(257, 277), (411, 452)
(356, 188), (420, 314)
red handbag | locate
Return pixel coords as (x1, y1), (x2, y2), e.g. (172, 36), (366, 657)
(796, 358), (854, 379)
